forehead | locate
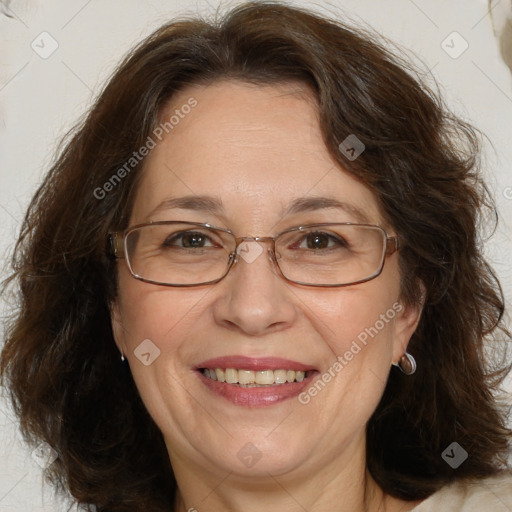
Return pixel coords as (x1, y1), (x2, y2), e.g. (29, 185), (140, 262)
(130, 80), (382, 229)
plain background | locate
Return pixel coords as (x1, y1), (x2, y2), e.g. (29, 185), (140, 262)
(1, 0), (511, 510)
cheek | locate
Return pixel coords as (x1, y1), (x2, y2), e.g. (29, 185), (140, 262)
(303, 284), (400, 407)
(308, 285), (398, 356)
(114, 270), (213, 410)
(301, 292), (398, 422)
(117, 270), (203, 347)
(114, 274), (206, 422)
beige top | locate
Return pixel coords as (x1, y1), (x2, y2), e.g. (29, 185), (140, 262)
(411, 472), (512, 511)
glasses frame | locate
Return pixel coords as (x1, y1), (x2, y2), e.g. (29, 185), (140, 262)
(108, 221), (399, 288)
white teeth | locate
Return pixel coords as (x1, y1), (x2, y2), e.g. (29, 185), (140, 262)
(274, 369), (288, 384)
(202, 368), (310, 385)
(225, 368), (238, 384)
(238, 370), (255, 385)
(255, 370), (275, 385)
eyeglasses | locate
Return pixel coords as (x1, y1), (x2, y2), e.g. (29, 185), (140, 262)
(108, 221), (399, 287)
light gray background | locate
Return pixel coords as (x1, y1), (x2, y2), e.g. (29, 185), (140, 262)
(1, 1), (511, 510)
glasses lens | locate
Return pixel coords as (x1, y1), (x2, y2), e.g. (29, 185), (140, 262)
(125, 223), (235, 285)
(276, 224), (386, 286)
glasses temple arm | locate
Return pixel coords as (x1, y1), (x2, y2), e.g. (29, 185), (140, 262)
(108, 232), (125, 258)
(385, 236), (400, 255)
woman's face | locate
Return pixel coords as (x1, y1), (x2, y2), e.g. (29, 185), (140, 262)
(112, 80), (421, 481)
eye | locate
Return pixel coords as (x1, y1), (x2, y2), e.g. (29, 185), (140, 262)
(297, 232), (348, 250)
(163, 231), (217, 249)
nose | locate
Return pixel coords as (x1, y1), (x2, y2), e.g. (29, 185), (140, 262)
(211, 241), (297, 336)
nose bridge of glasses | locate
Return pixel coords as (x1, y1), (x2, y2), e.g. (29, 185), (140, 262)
(232, 236), (277, 266)
(235, 235), (275, 245)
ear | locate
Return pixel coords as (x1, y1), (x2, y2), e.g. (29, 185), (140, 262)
(392, 283), (425, 364)
(110, 299), (127, 357)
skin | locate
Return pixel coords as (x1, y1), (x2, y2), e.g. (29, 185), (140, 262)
(111, 80), (424, 512)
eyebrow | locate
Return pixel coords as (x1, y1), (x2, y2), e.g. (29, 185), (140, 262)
(146, 194), (371, 224)
(147, 195), (224, 220)
(283, 196), (370, 224)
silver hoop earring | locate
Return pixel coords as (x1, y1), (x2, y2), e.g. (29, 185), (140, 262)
(393, 352), (416, 375)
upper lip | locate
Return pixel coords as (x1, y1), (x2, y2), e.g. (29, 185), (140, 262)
(196, 355), (316, 372)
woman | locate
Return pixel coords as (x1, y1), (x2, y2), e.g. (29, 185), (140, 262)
(1, 2), (511, 511)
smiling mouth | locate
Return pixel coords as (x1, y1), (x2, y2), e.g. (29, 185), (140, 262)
(200, 368), (310, 386)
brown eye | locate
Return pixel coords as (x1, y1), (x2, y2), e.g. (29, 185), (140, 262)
(305, 233), (329, 249)
(297, 232), (348, 250)
(164, 231), (213, 248)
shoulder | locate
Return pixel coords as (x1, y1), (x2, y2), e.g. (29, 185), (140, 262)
(412, 472), (512, 512)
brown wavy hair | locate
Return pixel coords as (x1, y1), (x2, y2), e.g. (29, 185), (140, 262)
(1, 2), (511, 510)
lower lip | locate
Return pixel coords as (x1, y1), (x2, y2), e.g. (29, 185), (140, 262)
(197, 370), (318, 407)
